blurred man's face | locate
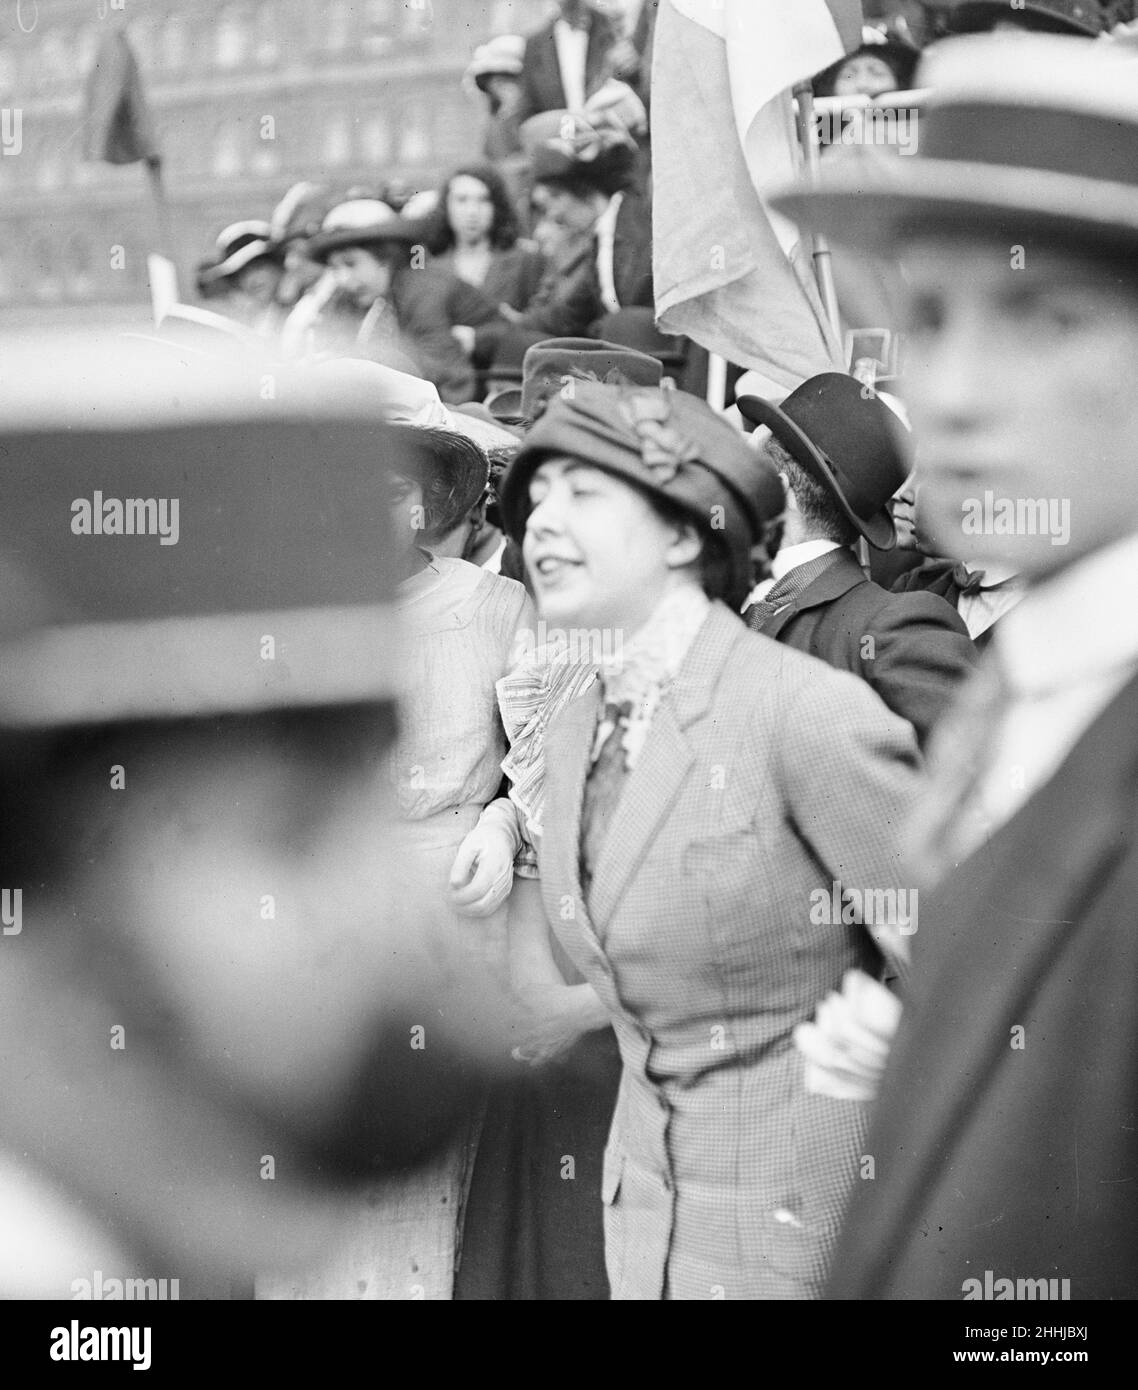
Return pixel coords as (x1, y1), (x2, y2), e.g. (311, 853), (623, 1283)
(532, 181), (604, 236)
(833, 54), (899, 98)
(897, 234), (1138, 580)
(328, 246), (392, 307)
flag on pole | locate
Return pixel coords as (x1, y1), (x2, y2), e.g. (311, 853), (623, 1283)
(652, 0), (862, 396)
(82, 29), (159, 166)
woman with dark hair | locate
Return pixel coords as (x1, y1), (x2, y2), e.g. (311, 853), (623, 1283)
(426, 164), (545, 315)
(491, 381), (922, 1299)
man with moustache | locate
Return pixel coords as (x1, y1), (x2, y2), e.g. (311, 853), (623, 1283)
(775, 31), (1138, 1298)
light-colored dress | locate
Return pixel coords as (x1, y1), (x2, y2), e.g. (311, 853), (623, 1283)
(258, 555), (532, 1301)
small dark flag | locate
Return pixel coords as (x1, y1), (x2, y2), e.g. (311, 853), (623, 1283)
(82, 29), (159, 166)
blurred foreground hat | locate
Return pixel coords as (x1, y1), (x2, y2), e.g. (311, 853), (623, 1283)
(940, 0), (1105, 36)
(307, 198), (426, 263)
(0, 334), (411, 728)
(500, 382), (785, 608)
(520, 336), (662, 421)
(737, 373), (912, 550)
(466, 34), (524, 90)
(771, 33), (1138, 257)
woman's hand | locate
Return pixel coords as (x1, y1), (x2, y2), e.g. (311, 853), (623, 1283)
(511, 983), (609, 1067)
(448, 820), (516, 917)
(793, 970), (902, 1102)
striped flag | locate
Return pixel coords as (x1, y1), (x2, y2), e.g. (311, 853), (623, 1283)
(652, 0), (862, 395)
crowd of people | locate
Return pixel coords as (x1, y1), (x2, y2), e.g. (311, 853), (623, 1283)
(3, 0), (1138, 1309)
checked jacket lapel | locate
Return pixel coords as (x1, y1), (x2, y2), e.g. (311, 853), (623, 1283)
(584, 604), (741, 932)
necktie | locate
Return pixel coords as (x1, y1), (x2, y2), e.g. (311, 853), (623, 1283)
(906, 652), (1014, 884)
(579, 700), (633, 903)
(743, 551), (843, 633)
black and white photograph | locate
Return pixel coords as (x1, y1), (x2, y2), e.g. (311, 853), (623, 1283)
(0, 0), (1135, 1363)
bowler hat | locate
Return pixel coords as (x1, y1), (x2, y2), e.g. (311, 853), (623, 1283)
(521, 337), (662, 421)
(771, 33), (1138, 258)
(500, 382), (785, 609)
(737, 373), (911, 550)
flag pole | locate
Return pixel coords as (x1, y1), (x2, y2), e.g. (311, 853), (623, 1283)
(792, 80), (842, 340)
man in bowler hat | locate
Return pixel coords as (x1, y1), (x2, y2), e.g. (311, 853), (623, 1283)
(738, 374), (977, 750)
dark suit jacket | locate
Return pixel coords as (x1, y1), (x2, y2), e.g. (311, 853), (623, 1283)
(388, 264), (501, 403)
(828, 669), (1138, 1300)
(894, 556), (1012, 652)
(608, 188), (654, 310)
(753, 548), (977, 750)
(517, 13), (620, 122)
(473, 236), (602, 368)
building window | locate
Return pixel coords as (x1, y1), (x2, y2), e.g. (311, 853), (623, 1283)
(254, 2), (280, 66)
(163, 17), (189, 72)
(216, 6), (248, 69)
(213, 122), (243, 178)
(323, 111), (352, 165)
(64, 236), (95, 300)
(399, 106), (431, 164)
(30, 240), (64, 303)
(359, 112), (391, 166)
(324, 0), (352, 52)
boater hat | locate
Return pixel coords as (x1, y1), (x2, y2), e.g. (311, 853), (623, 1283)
(737, 373), (912, 551)
(940, 0), (1105, 37)
(0, 333), (411, 728)
(771, 33), (1138, 256)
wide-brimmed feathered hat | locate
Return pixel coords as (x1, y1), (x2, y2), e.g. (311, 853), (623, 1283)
(307, 199), (427, 263)
(771, 33), (1138, 258)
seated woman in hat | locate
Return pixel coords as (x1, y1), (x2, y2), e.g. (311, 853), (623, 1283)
(196, 220), (286, 336)
(307, 199), (505, 403)
(489, 381), (922, 1299)
(423, 163), (546, 317)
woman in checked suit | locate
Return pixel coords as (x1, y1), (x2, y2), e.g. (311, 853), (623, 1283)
(496, 381), (922, 1299)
